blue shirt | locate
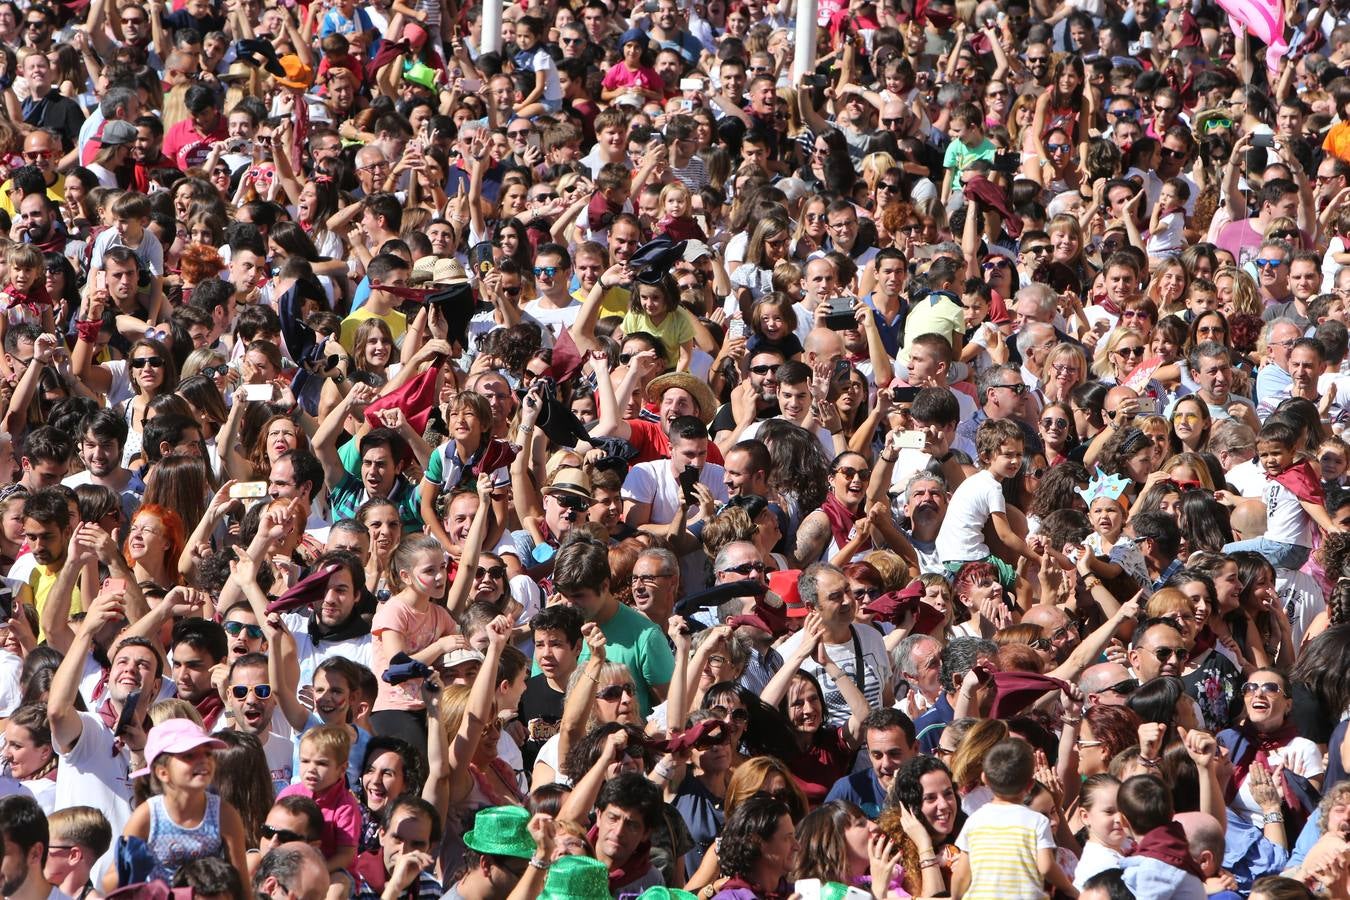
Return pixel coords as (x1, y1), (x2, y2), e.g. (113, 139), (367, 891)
(1223, 807), (1290, 891)
(915, 693), (954, 754)
(863, 294), (907, 357)
(824, 767), (886, 820)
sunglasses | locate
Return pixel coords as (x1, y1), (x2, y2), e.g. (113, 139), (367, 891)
(1147, 646), (1188, 664)
(1047, 142), (1071, 153)
(1041, 417), (1069, 429)
(130, 356), (165, 369)
(1242, 681), (1285, 697)
(476, 565), (507, 579)
(982, 258), (1009, 270)
(1109, 108), (1138, 119)
(1254, 258), (1286, 269)
(1202, 116), (1233, 133)
(709, 705), (750, 724)
(1114, 346), (1145, 358)
(231, 683), (273, 700)
(835, 465), (872, 481)
(695, 731), (729, 749)
(749, 364), (776, 375)
(879, 181), (903, 192)
(502, 285), (522, 296)
(597, 683), (636, 702)
(260, 824), (305, 843)
(882, 117), (906, 127)
(1025, 244), (1052, 255)
(995, 382), (1028, 394)
(1269, 230), (1298, 240)
(720, 560), (768, 576)
(850, 586), (882, 600)
(1105, 678), (1138, 695)
(223, 621), (264, 640)
(554, 495), (590, 512)
(1161, 146), (1186, 159)
(533, 265), (559, 278)
(202, 364), (229, 378)
(1028, 637), (1052, 651)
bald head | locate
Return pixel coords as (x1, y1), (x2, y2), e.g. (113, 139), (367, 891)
(1021, 605), (1072, 663)
(804, 328), (845, 367)
(1103, 385), (1139, 422)
(1176, 812), (1224, 877)
(1080, 662), (1133, 704)
(1229, 498), (1267, 541)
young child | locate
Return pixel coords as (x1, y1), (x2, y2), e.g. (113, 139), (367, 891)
(511, 16), (563, 118)
(122, 719), (249, 884)
(283, 657), (373, 793)
(960, 280), (1004, 374)
(601, 29), (663, 105)
(279, 724), (361, 874)
(1073, 774), (1127, 889)
(935, 420), (1064, 600)
(1078, 469), (1151, 590)
(622, 275), (697, 371)
(1116, 774), (1207, 899)
(0, 244), (54, 362)
(583, 162), (632, 244)
(89, 191), (164, 278)
(1183, 278), (1219, 323)
(950, 739), (1074, 899)
(1147, 177), (1190, 262)
(747, 292), (803, 357)
(654, 181), (707, 243)
(941, 103), (996, 203)
(1223, 419), (1344, 571)
(1318, 436), (1350, 490)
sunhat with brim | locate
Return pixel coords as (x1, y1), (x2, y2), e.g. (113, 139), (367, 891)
(220, 61), (255, 83)
(539, 855), (611, 900)
(543, 466), (593, 503)
(645, 372), (717, 426)
(130, 719), (227, 777)
(276, 54), (314, 90)
(462, 806), (535, 859)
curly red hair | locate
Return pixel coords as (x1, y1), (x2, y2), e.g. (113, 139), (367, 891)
(123, 504), (185, 581)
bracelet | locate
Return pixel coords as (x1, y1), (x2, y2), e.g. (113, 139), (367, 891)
(920, 857), (940, 869)
(527, 856), (550, 870)
(517, 424), (534, 435)
(1139, 756), (1160, 768)
(1062, 716), (1081, 726)
(880, 453), (898, 463)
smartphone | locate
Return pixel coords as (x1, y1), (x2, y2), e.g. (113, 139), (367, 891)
(229, 481), (269, 499)
(994, 151), (1020, 174)
(101, 577), (127, 595)
(895, 431), (927, 450)
(1136, 396), (1157, 414)
(678, 465), (700, 501)
(226, 137), (249, 154)
(1139, 31), (1154, 49)
(728, 317), (746, 339)
(891, 386), (920, 404)
(95, 270), (106, 294)
(1252, 133), (1275, 149)
(460, 76), (482, 92)
(802, 73), (829, 89)
(114, 689), (141, 737)
(824, 295), (856, 331)
(643, 0), (658, 10)
(243, 384), (274, 402)
(470, 241), (495, 276)
(679, 77), (701, 91)
(680, 98), (695, 111)
(795, 880), (823, 900)
(832, 358), (851, 383)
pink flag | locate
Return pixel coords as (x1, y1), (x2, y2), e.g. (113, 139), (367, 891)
(1215, 0), (1288, 73)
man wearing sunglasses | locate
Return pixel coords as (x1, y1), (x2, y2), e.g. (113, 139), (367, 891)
(1253, 241), (1294, 308)
(955, 363), (1043, 457)
(1079, 662), (1137, 707)
(1127, 619), (1190, 682)
(257, 796), (323, 856)
(223, 652), (295, 793)
(1215, 178), (1300, 268)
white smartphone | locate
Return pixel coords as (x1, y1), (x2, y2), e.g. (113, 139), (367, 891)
(896, 431), (927, 450)
(1137, 396), (1157, 414)
(679, 77), (701, 91)
(243, 384), (274, 402)
(794, 880), (822, 900)
(460, 76), (482, 92)
(228, 481), (269, 499)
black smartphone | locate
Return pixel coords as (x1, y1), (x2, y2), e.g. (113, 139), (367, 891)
(891, 386), (920, 404)
(824, 296), (856, 331)
(802, 73), (829, 89)
(1251, 133), (1275, 149)
(678, 465), (700, 502)
(470, 241), (494, 277)
(993, 152), (1019, 174)
(115, 690), (141, 736)
(832, 358), (851, 383)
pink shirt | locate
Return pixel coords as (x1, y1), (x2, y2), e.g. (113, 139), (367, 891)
(278, 780), (361, 856)
(371, 598), (455, 712)
(601, 62), (663, 94)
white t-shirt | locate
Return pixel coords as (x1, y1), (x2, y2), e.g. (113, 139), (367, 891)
(621, 461), (729, 527)
(1074, 840), (1125, 889)
(520, 298), (581, 339)
(1277, 568), (1326, 647)
(775, 622), (892, 727)
(1230, 736), (1324, 828)
(1226, 458), (1265, 497)
(1262, 477), (1314, 548)
(55, 712), (134, 881)
(935, 469), (1006, 564)
(281, 612), (376, 688)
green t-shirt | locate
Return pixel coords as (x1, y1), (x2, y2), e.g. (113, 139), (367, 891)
(943, 136), (996, 173)
(531, 603), (675, 718)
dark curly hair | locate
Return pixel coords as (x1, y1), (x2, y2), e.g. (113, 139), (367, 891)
(1029, 460), (1089, 519)
(884, 755), (965, 844)
(718, 796), (794, 881)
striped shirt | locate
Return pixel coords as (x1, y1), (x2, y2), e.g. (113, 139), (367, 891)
(954, 801), (1054, 900)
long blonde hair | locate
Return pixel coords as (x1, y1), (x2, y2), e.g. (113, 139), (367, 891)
(950, 719), (1009, 792)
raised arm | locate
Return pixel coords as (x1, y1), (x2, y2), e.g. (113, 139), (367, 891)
(49, 588), (126, 754)
(445, 475), (494, 618)
(312, 384), (376, 490)
(443, 616), (511, 806)
(557, 624), (607, 768)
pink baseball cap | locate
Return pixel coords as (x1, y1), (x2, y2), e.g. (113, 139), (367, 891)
(130, 718), (227, 778)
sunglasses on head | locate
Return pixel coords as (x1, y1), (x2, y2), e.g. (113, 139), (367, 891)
(231, 683), (272, 700)
(223, 621), (264, 640)
(597, 683), (636, 702)
(130, 356), (165, 369)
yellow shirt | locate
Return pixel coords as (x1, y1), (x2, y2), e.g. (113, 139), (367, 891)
(0, 173), (65, 215)
(339, 306), (407, 355)
(27, 562), (82, 642)
(573, 285), (631, 318)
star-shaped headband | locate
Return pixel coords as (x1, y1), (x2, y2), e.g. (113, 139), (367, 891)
(1076, 466), (1131, 507)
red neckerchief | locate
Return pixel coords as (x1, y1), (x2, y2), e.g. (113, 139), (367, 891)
(1128, 822), (1204, 879)
(1096, 295), (1122, 317)
(821, 492), (868, 554)
(1273, 460), (1326, 506)
(3, 282), (51, 318)
(95, 698), (125, 757)
(1192, 625), (1216, 656)
(131, 161), (149, 194)
(194, 692), (225, 730)
(586, 826), (653, 893)
(1228, 722), (1300, 807)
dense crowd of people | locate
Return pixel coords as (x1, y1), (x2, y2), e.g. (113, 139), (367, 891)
(5, 0), (1350, 897)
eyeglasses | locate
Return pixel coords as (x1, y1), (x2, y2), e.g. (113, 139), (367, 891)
(130, 356), (165, 369)
(508, 129), (533, 138)
(1161, 146), (1186, 159)
(230, 683), (273, 700)
(1146, 646), (1188, 664)
(631, 571), (675, 584)
(560, 36), (584, 44)
(202, 364), (229, 378)
(835, 465), (872, 481)
(827, 219), (856, 231)
(1316, 173), (1343, 184)
(476, 565), (507, 579)
(533, 265), (559, 278)
(1075, 739), (1105, 749)
(1105, 678), (1138, 695)
(720, 560), (768, 576)
(1120, 309), (1150, 319)
(709, 705), (750, 724)
(597, 683), (636, 702)
(994, 382), (1027, 395)
(1242, 681), (1286, 697)
(223, 621), (264, 640)
(986, 88), (1007, 97)
(935, 745), (956, 757)
(1041, 417), (1069, 429)
(24, 19), (46, 28)
(1114, 346), (1145, 358)
(532, 192), (558, 202)
(502, 285), (522, 296)
(1173, 411), (1202, 422)
(260, 824), (306, 843)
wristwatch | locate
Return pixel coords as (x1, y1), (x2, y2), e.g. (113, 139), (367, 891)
(1259, 811), (1285, 826)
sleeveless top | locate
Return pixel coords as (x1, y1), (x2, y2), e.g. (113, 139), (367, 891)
(146, 793), (223, 881)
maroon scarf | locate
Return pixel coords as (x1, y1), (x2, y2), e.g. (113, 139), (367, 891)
(586, 826), (653, 893)
(821, 493), (867, 555)
(95, 698), (125, 757)
(1192, 626), (1216, 656)
(194, 692), (225, 731)
(1227, 722), (1300, 808)
(1130, 822), (1204, 879)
